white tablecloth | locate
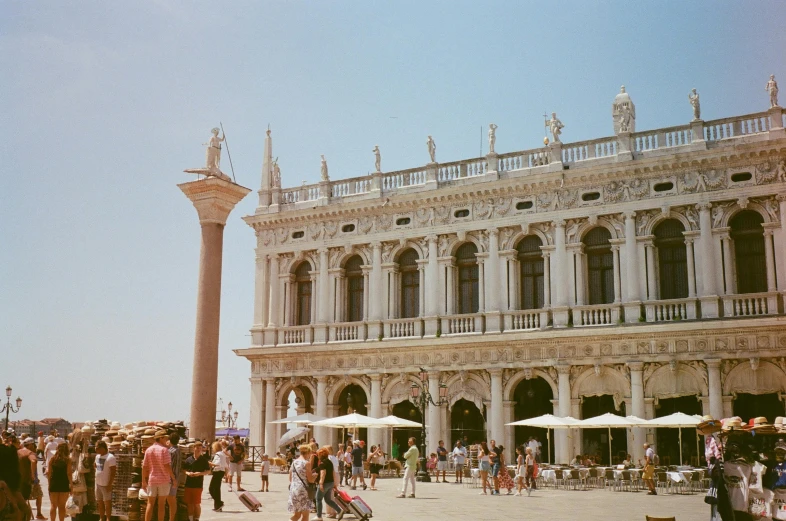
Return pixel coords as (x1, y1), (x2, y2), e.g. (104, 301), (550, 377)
(541, 469), (557, 483)
(613, 469), (641, 480)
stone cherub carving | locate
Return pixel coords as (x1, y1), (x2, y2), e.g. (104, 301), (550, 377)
(766, 75), (779, 107)
(546, 112), (564, 143)
(320, 155), (329, 182)
(183, 127), (231, 181)
(427, 135), (436, 163)
(689, 89), (701, 120)
(488, 123), (498, 154)
(373, 145), (381, 172)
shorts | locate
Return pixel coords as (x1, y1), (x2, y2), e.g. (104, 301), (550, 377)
(20, 484), (31, 501)
(31, 483), (43, 500)
(169, 485), (178, 497)
(352, 466), (363, 477)
(491, 463), (500, 477)
(95, 485), (112, 502)
(147, 484), (170, 498)
(228, 462), (242, 476)
(643, 465), (655, 480)
(369, 464), (382, 475)
(184, 487), (202, 505)
(261, 474), (268, 482)
(454, 461), (464, 470)
(480, 461), (491, 472)
(436, 461), (448, 471)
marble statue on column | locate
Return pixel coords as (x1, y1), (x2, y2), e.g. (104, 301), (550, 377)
(766, 75), (779, 107)
(373, 145), (381, 172)
(427, 135), (436, 163)
(272, 159), (281, 188)
(612, 85), (636, 134)
(183, 127), (232, 181)
(546, 112), (564, 143)
(689, 89), (701, 120)
(488, 123), (498, 154)
(320, 155), (329, 182)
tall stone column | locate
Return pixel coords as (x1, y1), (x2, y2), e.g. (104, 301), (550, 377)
(249, 377), (265, 447)
(368, 242), (383, 339)
(706, 360), (723, 421)
(778, 195), (786, 292)
(369, 375), (383, 451)
(556, 366), (571, 464)
(685, 238), (697, 297)
(623, 212), (642, 323)
(611, 244), (622, 303)
(313, 249), (329, 342)
(628, 362), (645, 462)
(485, 228), (501, 332)
(315, 377), (328, 444)
(697, 203), (720, 317)
(721, 234), (734, 294)
(424, 235), (440, 336)
(489, 369), (504, 448)
(264, 379), (277, 454)
(552, 220), (569, 326)
(763, 229), (777, 291)
(265, 255), (280, 345)
(427, 373), (442, 449)
(253, 251), (269, 344)
(179, 178), (250, 441)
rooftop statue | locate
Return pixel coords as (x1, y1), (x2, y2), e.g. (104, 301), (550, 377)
(689, 89), (701, 120)
(183, 127), (231, 181)
(612, 86), (636, 134)
(320, 155), (329, 182)
(766, 75), (779, 108)
(272, 159), (281, 189)
(488, 123), (498, 154)
(546, 112), (564, 143)
(427, 135), (436, 163)
(373, 145), (381, 172)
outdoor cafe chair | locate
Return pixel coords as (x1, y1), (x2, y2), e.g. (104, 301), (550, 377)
(587, 467), (600, 488)
(656, 472), (671, 495)
(554, 469), (566, 489)
(603, 468), (616, 490)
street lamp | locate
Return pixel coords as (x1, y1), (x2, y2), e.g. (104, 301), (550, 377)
(226, 402), (238, 429)
(409, 368), (448, 483)
(3, 386), (22, 431)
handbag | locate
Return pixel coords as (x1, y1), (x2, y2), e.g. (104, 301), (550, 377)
(704, 481), (719, 505)
(65, 496), (80, 516)
(294, 463), (316, 501)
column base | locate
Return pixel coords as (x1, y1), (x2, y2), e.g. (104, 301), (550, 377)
(423, 316), (439, 338)
(552, 306), (570, 327)
(485, 311), (502, 333)
(251, 329), (264, 346)
(623, 302), (642, 324)
(263, 328), (278, 346)
(367, 321), (383, 340)
(313, 324), (328, 343)
(699, 295), (720, 318)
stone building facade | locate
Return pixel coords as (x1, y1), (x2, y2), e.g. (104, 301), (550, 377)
(236, 85), (786, 465)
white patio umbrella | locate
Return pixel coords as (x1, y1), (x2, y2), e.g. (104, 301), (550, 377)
(278, 426), (310, 447)
(377, 415), (423, 428)
(269, 413), (327, 424)
(577, 413), (645, 465)
(506, 414), (580, 464)
(310, 413), (389, 429)
(645, 412), (702, 466)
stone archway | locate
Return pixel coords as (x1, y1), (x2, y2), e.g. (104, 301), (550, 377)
(450, 399), (485, 446)
(724, 360), (786, 423)
(511, 376), (554, 462)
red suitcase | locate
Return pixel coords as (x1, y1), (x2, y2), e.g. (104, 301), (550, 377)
(349, 495), (372, 520)
(237, 491), (262, 512)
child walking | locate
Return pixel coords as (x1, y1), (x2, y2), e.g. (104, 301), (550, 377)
(259, 454), (270, 492)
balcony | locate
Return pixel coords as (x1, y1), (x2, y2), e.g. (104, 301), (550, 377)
(278, 325), (313, 345)
(503, 309), (549, 331)
(644, 298), (698, 322)
(721, 292), (780, 317)
(572, 303), (621, 327)
(329, 322), (367, 342)
(442, 313), (484, 335)
(384, 318), (424, 339)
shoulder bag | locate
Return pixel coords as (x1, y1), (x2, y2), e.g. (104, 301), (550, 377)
(294, 463), (316, 501)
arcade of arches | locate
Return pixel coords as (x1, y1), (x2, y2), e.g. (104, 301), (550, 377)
(249, 355), (786, 465)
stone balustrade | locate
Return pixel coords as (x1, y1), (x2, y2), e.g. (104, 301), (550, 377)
(644, 298), (697, 322)
(721, 292), (780, 317)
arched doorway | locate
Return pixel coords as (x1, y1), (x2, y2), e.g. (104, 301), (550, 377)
(581, 395), (626, 465)
(733, 393), (784, 424)
(513, 377), (554, 462)
(391, 400), (422, 460)
(450, 399), (485, 446)
(654, 396), (702, 466)
(338, 384), (368, 446)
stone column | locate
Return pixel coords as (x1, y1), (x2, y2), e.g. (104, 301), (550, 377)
(763, 229), (777, 291)
(644, 240), (658, 300)
(249, 377), (265, 447)
(179, 178), (250, 441)
(266, 255), (280, 345)
(611, 244), (622, 303)
(556, 366), (572, 464)
(706, 360), (723, 421)
(369, 375), (383, 451)
(685, 237), (697, 297)
(628, 362), (645, 462)
(489, 369), (504, 445)
(778, 196), (786, 292)
(721, 234), (734, 294)
(368, 242), (383, 338)
(253, 251), (269, 344)
(485, 228), (502, 332)
(315, 377), (328, 444)
(552, 220), (569, 326)
(623, 212), (642, 322)
(313, 249), (330, 342)
(424, 235), (440, 336)
(697, 203), (719, 317)
(428, 373), (442, 450)
(264, 379), (277, 453)
(573, 246), (586, 305)
(542, 250), (552, 307)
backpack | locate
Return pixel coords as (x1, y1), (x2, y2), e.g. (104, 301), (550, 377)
(653, 454), (660, 466)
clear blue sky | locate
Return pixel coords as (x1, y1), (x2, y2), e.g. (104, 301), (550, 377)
(2, 1), (784, 426)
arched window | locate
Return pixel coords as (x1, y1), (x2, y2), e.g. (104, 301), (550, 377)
(456, 243), (479, 314)
(730, 211), (767, 294)
(398, 249), (420, 318)
(654, 219), (688, 300)
(516, 236), (544, 309)
(294, 262), (312, 326)
(584, 228), (614, 305)
(345, 255), (364, 322)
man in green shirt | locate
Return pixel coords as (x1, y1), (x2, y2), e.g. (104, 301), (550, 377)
(396, 437), (419, 498)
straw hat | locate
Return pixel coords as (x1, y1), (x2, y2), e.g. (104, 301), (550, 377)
(774, 417), (786, 433)
(722, 417), (744, 431)
(748, 417), (776, 433)
(144, 428), (156, 436)
(110, 422), (122, 430)
(775, 440), (786, 452)
(697, 415), (721, 435)
(154, 430), (168, 439)
(105, 430), (118, 438)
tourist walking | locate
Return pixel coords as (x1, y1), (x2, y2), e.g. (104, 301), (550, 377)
(287, 444), (314, 521)
(167, 434), (181, 521)
(489, 440), (501, 495)
(24, 437), (45, 520)
(228, 435), (245, 492)
(259, 454), (270, 492)
(643, 443), (657, 495)
(183, 441), (211, 521)
(477, 441), (491, 495)
(396, 437), (418, 499)
(43, 437), (57, 474)
(495, 446), (515, 495)
(94, 441), (117, 521)
(451, 441), (467, 484)
(1, 441), (28, 521)
(46, 442), (71, 521)
(15, 436), (35, 510)
(336, 444), (345, 487)
(142, 431), (177, 521)
(35, 432), (45, 460)
(514, 446), (525, 495)
(524, 446), (535, 495)
(314, 448), (340, 521)
(350, 441), (367, 491)
(435, 441), (448, 483)
(368, 445), (383, 491)
(209, 441), (228, 511)
(342, 446), (352, 486)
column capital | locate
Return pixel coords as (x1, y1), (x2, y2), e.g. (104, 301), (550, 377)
(610, 244), (621, 252)
(623, 210), (636, 220)
(179, 178), (251, 226)
(705, 358), (722, 369)
(268, 253), (279, 261)
(315, 376), (329, 384)
(427, 370), (441, 380)
(627, 361), (644, 372)
(249, 376), (264, 384)
(369, 373), (383, 382)
(487, 368), (504, 378)
(487, 227), (499, 237)
(556, 365), (572, 375)
(696, 202), (712, 212)
(552, 219), (566, 228)
(371, 241), (382, 249)
(318, 247), (329, 255)
(777, 193), (786, 202)
(426, 234), (438, 243)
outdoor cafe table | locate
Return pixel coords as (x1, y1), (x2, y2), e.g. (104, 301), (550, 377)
(613, 468), (642, 480)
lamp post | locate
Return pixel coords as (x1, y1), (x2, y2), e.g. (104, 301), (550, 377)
(226, 402), (239, 429)
(3, 386), (22, 431)
(409, 368), (448, 483)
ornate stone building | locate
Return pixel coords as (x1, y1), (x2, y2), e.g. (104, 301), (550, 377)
(236, 84), (786, 465)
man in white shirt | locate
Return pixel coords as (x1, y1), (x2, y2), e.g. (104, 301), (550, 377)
(643, 443), (657, 495)
(451, 441), (467, 484)
(94, 440), (118, 521)
(44, 435), (59, 472)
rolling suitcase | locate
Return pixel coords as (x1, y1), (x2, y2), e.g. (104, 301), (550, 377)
(237, 491), (262, 512)
(334, 489), (352, 520)
(349, 495), (372, 521)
